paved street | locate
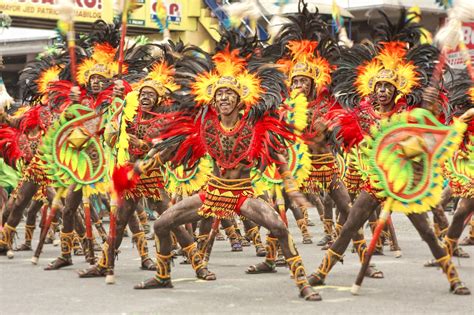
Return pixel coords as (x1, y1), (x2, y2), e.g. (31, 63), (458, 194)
(1, 211), (473, 314)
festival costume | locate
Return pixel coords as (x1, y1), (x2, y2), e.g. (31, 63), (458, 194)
(267, 4), (376, 264)
(308, 12), (470, 294)
(436, 76), (474, 259)
(133, 41), (320, 300)
(252, 91), (313, 245)
(77, 59), (182, 277)
(40, 25), (140, 268)
(0, 58), (63, 255)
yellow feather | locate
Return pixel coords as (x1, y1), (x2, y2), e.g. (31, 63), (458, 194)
(116, 92), (139, 166)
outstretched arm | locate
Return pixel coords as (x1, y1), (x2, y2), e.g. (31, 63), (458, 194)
(134, 142), (178, 175)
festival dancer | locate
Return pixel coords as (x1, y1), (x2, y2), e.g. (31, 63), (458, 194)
(0, 56), (64, 257)
(307, 11), (470, 294)
(424, 75), (473, 266)
(131, 43), (321, 301)
(39, 19), (152, 268)
(78, 54), (197, 278)
(255, 1), (382, 277)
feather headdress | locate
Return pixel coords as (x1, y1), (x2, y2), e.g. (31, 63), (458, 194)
(192, 47), (263, 111)
(269, 1), (338, 92)
(355, 42), (419, 100)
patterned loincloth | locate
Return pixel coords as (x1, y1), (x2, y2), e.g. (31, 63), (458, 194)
(303, 153), (340, 194)
(198, 175), (254, 219)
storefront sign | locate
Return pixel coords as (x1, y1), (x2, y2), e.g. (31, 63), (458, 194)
(447, 22), (474, 70)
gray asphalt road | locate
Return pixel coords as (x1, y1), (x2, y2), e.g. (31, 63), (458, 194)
(1, 211), (473, 314)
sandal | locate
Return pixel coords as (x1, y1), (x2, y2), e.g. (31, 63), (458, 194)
(134, 277), (173, 289)
(302, 236), (313, 244)
(390, 244), (401, 252)
(15, 243), (32, 251)
(424, 259), (439, 267)
(307, 273), (325, 286)
(321, 241), (334, 251)
(300, 285), (322, 301)
(255, 245), (267, 257)
(451, 282), (471, 295)
(275, 255), (287, 267)
(77, 265), (107, 278)
(246, 261), (276, 274)
(215, 232), (225, 241)
(196, 267), (216, 280)
(231, 241), (243, 252)
(73, 248), (84, 256)
(453, 247), (470, 258)
(241, 238), (251, 247)
(44, 257), (73, 270)
(140, 257), (157, 271)
(459, 237), (474, 246)
(373, 247), (384, 256)
(365, 266), (384, 278)
(316, 235), (332, 247)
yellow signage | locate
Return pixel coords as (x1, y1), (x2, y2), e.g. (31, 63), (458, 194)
(0, 0), (201, 31)
(0, 0), (113, 23)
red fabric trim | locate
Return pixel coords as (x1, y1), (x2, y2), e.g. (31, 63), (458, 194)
(234, 195), (248, 215)
(199, 191), (206, 203)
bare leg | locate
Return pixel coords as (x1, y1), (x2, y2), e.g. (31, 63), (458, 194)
(134, 195), (215, 289)
(460, 215), (474, 246)
(286, 192), (312, 244)
(221, 218), (243, 251)
(444, 198), (473, 257)
(4, 181), (38, 227)
(16, 199), (43, 251)
(44, 186), (82, 270)
(318, 193), (335, 247)
(425, 198), (472, 267)
(432, 186), (452, 239)
(306, 193), (323, 226)
(449, 199), (474, 239)
(328, 181), (381, 277)
(408, 212), (470, 295)
(78, 198), (152, 277)
(242, 198), (320, 301)
(368, 210), (384, 255)
(148, 197), (194, 254)
(242, 219), (266, 257)
(308, 191), (381, 285)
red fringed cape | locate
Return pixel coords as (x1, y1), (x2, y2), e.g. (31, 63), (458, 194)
(156, 109), (296, 170)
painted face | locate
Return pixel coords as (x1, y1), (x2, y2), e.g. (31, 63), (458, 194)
(374, 81), (397, 107)
(139, 86), (159, 111)
(214, 87), (240, 116)
(89, 74), (106, 94)
(291, 75), (313, 99)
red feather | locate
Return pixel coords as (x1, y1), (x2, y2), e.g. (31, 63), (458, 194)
(157, 112), (207, 168)
(156, 110), (295, 169)
(112, 164), (139, 203)
(250, 114), (296, 166)
(92, 81), (132, 110)
(19, 105), (52, 133)
(0, 125), (24, 168)
(325, 100), (377, 151)
(48, 80), (88, 111)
